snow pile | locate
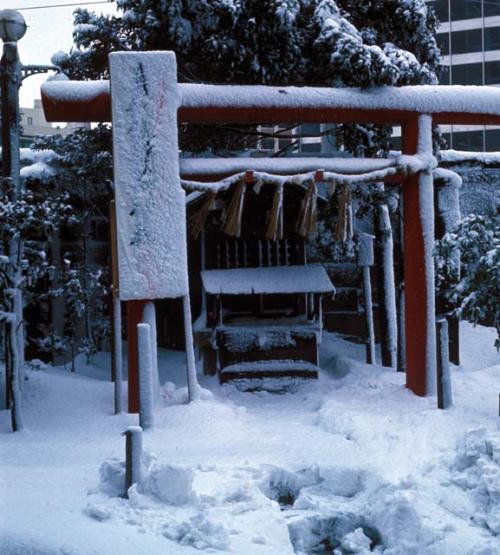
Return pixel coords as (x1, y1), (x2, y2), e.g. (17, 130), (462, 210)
(161, 513), (229, 551)
(1, 324), (499, 554)
(160, 381), (189, 406)
(147, 464), (195, 506)
(449, 428), (500, 535)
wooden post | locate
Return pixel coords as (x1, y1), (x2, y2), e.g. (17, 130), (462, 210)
(447, 316), (460, 366)
(358, 233), (376, 365)
(6, 318), (24, 431)
(126, 300), (147, 413)
(123, 426), (143, 496)
(402, 115), (437, 396)
(436, 318), (452, 409)
(109, 200), (123, 414)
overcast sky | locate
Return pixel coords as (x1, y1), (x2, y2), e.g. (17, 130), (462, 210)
(1, 0), (117, 107)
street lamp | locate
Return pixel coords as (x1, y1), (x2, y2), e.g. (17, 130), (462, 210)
(1, 9), (62, 192)
(0, 9), (63, 374)
(0, 9), (27, 43)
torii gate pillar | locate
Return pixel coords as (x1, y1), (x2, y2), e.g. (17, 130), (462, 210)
(402, 115), (437, 396)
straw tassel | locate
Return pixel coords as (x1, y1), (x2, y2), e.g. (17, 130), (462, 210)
(297, 170), (321, 238)
(188, 190), (217, 239)
(265, 183), (284, 241)
(334, 183), (353, 243)
(222, 171), (252, 237)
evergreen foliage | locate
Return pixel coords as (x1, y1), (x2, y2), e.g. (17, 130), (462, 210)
(435, 211), (500, 349)
(55, 0), (441, 154)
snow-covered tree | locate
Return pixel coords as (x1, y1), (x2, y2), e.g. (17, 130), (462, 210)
(435, 211), (500, 349)
(31, 126), (114, 364)
(57, 0), (440, 154)
(0, 175), (72, 431)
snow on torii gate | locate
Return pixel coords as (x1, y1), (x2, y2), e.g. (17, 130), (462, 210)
(41, 51), (500, 406)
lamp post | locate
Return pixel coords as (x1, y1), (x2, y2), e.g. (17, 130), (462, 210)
(0, 9), (63, 373)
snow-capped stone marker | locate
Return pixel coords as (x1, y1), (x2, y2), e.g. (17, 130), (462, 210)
(109, 51), (188, 301)
(137, 323), (154, 430)
(358, 233), (376, 365)
(122, 426), (143, 496)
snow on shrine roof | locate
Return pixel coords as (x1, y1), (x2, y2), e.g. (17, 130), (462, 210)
(179, 157), (396, 178)
(201, 264), (335, 295)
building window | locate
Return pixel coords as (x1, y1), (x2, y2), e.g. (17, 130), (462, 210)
(27, 116), (33, 126)
(484, 26), (500, 51)
(452, 63), (483, 85)
(428, 0), (449, 23)
(438, 64), (451, 84)
(485, 128), (500, 151)
(300, 142), (322, 154)
(436, 33), (450, 56)
(451, 0), (482, 21)
(451, 28), (482, 54)
(485, 0), (500, 17)
(452, 130), (484, 151)
(485, 61), (500, 84)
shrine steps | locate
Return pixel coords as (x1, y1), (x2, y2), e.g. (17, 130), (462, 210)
(219, 359), (319, 384)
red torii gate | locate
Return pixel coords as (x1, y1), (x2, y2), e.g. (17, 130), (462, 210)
(41, 52), (500, 408)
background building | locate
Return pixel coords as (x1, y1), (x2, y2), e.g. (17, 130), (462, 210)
(19, 99), (88, 147)
(427, 0), (500, 151)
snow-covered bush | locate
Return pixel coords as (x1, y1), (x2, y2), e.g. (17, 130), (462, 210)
(435, 211), (500, 349)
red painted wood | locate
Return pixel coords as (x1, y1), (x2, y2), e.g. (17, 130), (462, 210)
(402, 119), (427, 396)
(41, 88), (110, 123)
(126, 299), (147, 413)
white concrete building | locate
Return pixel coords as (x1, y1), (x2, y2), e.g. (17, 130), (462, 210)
(20, 99), (89, 147)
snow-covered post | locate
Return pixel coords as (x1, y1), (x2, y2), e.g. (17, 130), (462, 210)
(436, 318), (452, 409)
(142, 302), (160, 403)
(137, 323), (154, 430)
(183, 295), (201, 401)
(375, 201), (398, 370)
(358, 233), (376, 365)
(402, 114), (437, 396)
(434, 169), (462, 366)
(122, 425), (142, 496)
(109, 51), (194, 409)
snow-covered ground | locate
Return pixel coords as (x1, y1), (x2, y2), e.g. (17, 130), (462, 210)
(0, 322), (499, 554)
